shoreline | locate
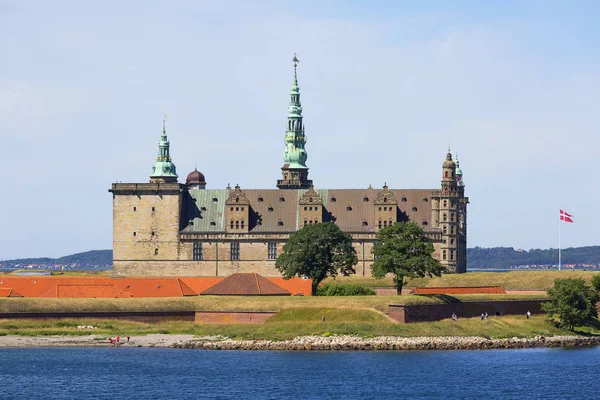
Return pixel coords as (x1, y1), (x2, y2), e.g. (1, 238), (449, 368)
(0, 334), (599, 351)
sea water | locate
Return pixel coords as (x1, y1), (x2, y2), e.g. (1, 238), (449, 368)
(1, 346), (598, 399)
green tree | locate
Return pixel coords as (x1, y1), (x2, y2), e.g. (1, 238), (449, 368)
(591, 274), (600, 292)
(371, 222), (445, 295)
(541, 278), (599, 331)
(276, 222), (357, 295)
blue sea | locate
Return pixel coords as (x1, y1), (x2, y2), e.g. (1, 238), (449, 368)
(1, 347), (599, 399)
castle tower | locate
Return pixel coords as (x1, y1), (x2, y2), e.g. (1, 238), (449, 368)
(430, 150), (468, 273)
(277, 54), (312, 189)
(150, 118), (178, 184)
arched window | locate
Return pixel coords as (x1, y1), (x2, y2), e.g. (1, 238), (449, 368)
(443, 225), (447, 234)
(378, 220), (382, 228)
(445, 171), (448, 178)
(443, 200), (447, 208)
(384, 221), (388, 227)
(235, 221), (239, 229)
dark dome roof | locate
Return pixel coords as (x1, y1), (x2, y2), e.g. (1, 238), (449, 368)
(442, 152), (455, 168)
(186, 169), (206, 186)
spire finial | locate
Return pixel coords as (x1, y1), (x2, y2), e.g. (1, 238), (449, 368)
(448, 141), (451, 153)
(162, 114), (168, 134)
(292, 53), (299, 68)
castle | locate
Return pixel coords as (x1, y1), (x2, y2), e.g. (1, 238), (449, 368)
(109, 56), (469, 277)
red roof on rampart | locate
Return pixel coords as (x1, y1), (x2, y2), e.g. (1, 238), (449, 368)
(201, 273), (290, 296)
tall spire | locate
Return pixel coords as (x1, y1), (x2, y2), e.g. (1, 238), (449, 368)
(277, 53), (312, 189)
(150, 115), (178, 183)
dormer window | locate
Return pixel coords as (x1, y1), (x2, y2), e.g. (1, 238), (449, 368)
(278, 219), (283, 226)
(423, 198), (428, 202)
(363, 196), (369, 202)
(201, 206), (206, 211)
(212, 197), (218, 202)
(210, 221), (216, 226)
(268, 206), (274, 211)
(258, 196), (263, 202)
(402, 197), (407, 202)
(422, 221), (428, 226)
(347, 205), (352, 211)
(279, 196), (285, 202)
(362, 220), (368, 226)
(330, 197), (336, 202)
(412, 206), (418, 212)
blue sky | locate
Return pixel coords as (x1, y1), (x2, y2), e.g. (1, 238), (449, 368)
(1, 0), (599, 259)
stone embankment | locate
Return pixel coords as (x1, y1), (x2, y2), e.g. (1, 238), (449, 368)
(174, 335), (600, 351)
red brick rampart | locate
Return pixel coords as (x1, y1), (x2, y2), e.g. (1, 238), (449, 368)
(409, 286), (507, 295)
(194, 311), (276, 324)
(388, 300), (546, 323)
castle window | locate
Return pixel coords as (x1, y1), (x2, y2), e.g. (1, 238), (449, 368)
(193, 242), (203, 261)
(268, 206), (274, 211)
(133, 232), (136, 237)
(230, 220), (234, 229)
(422, 221), (428, 226)
(133, 207), (137, 212)
(152, 207), (155, 212)
(230, 242), (240, 260)
(451, 200), (456, 207)
(304, 219), (308, 226)
(443, 213), (447, 221)
(451, 239), (455, 245)
(331, 197), (336, 202)
(241, 220), (245, 229)
(445, 171), (449, 178)
(363, 196), (369, 202)
(309, 197), (313, 202)
(210, 221), (216, 226)
(304, 207), (307, 211)
(241, 207), (244, 211)
(451, 213), (455, 221)
(279, 196), (285, 202)
(258, 196), (263, 202)
(378, 220), (382, 229)
(383, 220), (388, 227)
(268, 242), (277, 260)
(230, 207), (234, 211)
(378, 207), (382, 211)
(151, 231), (155, 236)
(236, 197), (239, 203)
(450, 250), (454, 260)
(443, 250), (447, 260)
(154, 248), (159, 255)
(443, 200), (447, 208)
(235, 221), (239, 229)
(383, 207), (386, 211)
(212, 197), (218, 202)
(451, 226), (455, 234)
(423, 198), (428, 202)
(309, 207), (313, 211)
(383, 197), (387, 203)
(389, 219), (393, 226)
(412, 206), (418, 212)
(443, 226), (447, 234)
(402, 197), (407, 202)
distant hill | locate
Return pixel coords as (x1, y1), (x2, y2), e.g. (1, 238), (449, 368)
(0, 250), (112, 268)
(467, 246), (600, 269)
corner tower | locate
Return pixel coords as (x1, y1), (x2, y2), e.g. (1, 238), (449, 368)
(277, 54), (312, 189)
(150, 118), (178, 183)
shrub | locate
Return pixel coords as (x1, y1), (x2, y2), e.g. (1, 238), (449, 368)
(591, 274), (600, 292)
(542, 278), (599, 331)
(317, 283), (376, 296)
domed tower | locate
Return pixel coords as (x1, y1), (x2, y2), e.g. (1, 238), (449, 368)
(150, 118), (178, 183)
(185, 168), (206, 189)
(431, 149), (468, 273)
(277, 54), (312, 189)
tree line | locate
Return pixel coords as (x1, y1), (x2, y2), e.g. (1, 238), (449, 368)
(467, 246), (600, 269)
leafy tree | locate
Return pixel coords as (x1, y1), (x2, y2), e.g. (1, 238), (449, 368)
(591, 274), (600, 292)
(276, 222), (357, 296)
(371, 222), (445, 295)
(541, 278), (599, 331)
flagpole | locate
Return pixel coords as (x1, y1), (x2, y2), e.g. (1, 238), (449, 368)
(558, 215), (561, 271)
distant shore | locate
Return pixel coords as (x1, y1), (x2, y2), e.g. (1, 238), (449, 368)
(1, 334), (599, 351)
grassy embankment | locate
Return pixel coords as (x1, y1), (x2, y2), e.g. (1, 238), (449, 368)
(0, 311), (580, 341)
(326, 270), (598, 290)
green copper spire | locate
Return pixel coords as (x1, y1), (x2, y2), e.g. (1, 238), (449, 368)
(150, 117), (178, 183)
(283, 53), (308, 169)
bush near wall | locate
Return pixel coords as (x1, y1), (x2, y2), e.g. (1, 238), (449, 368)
(317, 283), (376, 296)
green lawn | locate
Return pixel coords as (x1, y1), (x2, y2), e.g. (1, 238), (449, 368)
(0, 310), (583, 341)
(326, 270), (599, 290)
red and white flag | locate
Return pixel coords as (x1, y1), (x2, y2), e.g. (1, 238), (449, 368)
(560, 209), (574, 223)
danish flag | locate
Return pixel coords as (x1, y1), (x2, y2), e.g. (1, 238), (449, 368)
(559, 209), (573, 223)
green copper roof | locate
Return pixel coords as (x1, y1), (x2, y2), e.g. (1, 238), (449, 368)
(150, 120), (178, 179)
(283, 54), (308, 169)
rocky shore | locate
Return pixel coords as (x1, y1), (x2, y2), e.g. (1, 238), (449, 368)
(1, 334), (598, 350)
(175, 335), (600, 351)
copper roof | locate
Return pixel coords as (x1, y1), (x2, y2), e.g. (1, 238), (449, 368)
(201, 273), (291, 296)
(181, 187), (435, 234)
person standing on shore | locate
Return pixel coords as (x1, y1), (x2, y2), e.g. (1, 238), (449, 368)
(452, 312), (457, 323)
(526, 310), (531, 319)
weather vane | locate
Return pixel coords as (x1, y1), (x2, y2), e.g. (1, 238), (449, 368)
(163, 114), (168, 123)
(292, 53), (299, 68)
